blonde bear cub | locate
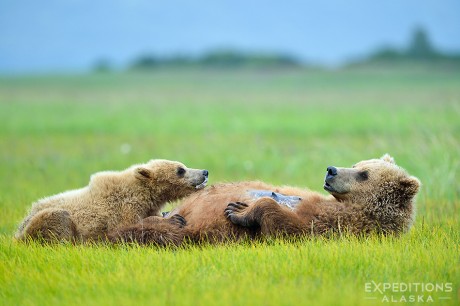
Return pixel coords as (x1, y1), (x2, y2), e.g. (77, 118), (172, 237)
(15, 159), (208, 242)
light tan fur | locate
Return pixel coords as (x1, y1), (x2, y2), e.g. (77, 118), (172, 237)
(15, 159), (208, 242)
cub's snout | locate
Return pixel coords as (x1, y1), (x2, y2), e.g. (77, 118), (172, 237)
(187, 169), (209, 190)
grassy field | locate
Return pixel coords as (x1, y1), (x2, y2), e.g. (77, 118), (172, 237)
(0, 67), (459, 305)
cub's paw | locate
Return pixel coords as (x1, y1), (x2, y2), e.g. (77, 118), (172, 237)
(225, 202), (255, 227)
(168, 214), (187, 228)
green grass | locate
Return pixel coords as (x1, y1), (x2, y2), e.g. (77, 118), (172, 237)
(0, 67), (459, 305)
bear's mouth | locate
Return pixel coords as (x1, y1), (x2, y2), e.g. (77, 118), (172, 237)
(195, 177), (208, 189)
(324, 180), (348, 195)
(323, 181), (335, 192)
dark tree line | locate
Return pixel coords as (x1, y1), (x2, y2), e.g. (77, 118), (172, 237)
(94, 27), (460, 72)
(368, 27), (460, 62)
(129, 50), (301, 70)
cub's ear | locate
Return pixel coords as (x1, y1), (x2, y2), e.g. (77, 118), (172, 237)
(381, 153), (395, 164)
(135, 167), (152, 180)
(399, 176), (421, 198)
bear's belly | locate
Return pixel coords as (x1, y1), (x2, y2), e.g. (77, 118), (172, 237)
(247, 190), (302, 209)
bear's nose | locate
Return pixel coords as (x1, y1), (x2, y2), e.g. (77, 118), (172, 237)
(327, 166), (337, 176)
(202, 170), (209, 177)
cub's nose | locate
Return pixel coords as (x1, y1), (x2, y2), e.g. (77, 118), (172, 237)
(327, 166), (337, 176)
(202, 170), (209, 177)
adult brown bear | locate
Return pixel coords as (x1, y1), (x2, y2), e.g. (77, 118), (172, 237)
(108, 154), (420, 246)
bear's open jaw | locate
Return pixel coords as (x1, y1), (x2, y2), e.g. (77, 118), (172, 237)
(195, 177), (208, 189)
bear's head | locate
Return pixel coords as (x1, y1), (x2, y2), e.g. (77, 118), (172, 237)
(323, 154), (420, 211)
(134, 159), (209, 200)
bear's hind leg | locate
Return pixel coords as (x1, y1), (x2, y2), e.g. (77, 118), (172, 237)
(18, 208), (76, 242)
(107, 214), (187, 247)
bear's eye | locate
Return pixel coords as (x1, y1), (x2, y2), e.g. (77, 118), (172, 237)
(357, 171), (369, 181)
(177, 167), (186, 177)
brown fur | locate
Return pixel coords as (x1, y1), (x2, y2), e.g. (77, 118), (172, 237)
(107, 215), (187, 247)
(15, 159), (208, 242)
(111, 154), (421, 246)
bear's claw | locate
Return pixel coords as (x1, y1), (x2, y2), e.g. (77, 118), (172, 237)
(229, 202), (248, 209)
(224, 202), (247, 216)
(168, 214), (187, 228)
(225, 202), (255, 227)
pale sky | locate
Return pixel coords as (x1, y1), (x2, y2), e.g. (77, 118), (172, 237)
(0, 0), (459, 74)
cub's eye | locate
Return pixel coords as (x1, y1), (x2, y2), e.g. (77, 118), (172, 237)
(177, 167), (186, 177)
(357, 171), (369, 181)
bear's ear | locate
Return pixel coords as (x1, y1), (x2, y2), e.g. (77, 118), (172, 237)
(381, 153), (395, 164)
(399, 176), (421, 198)
(135, 167), (152, 180)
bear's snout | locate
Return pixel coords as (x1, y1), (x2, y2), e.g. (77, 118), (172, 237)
(194, 170), (209, 190)
(324, 166), (340, 194)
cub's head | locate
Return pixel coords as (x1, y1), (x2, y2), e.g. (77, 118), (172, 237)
(323, 154), (420, 208)
(134, 159), (209, 199)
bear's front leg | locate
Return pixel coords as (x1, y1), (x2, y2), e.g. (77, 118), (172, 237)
(224, 202), (257, 227)
(225, 197), (307, 237)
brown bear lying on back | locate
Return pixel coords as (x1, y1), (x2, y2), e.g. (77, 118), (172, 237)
(109, 154), (420, 245)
